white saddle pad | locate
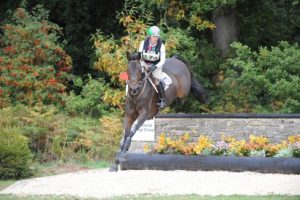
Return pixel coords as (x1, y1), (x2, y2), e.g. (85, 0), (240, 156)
(162, 72), (172, 91)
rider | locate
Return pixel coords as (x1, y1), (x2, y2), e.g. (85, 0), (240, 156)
(138, 25), (166, 109)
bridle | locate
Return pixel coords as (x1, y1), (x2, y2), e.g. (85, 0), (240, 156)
(126, 60), (152, 99)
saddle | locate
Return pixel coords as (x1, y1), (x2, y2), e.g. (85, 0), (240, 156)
(146, 72), (172, 93)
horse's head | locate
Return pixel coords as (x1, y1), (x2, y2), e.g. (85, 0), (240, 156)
(126, 52), (143, 96)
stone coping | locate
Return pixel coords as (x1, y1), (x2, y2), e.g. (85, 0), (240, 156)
(157, 113), (300, 118)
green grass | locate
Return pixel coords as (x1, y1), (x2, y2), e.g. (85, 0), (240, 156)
(31, 160), (110, 177)
(81, 160), (111, 169)
(0, 194), (299, 200)
(0, 180), (16, 191)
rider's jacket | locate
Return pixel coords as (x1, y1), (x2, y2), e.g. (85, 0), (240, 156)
(141, 37), (162, 65)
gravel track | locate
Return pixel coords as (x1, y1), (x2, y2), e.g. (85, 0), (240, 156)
(1, 169), (300, 199)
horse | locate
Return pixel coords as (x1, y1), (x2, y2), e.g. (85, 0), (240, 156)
(109, 52), (208, 171)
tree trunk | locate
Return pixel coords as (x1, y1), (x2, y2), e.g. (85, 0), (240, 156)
(212, 8), (238, 58)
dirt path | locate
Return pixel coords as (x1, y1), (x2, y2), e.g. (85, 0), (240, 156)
(1, 169), (300, 199)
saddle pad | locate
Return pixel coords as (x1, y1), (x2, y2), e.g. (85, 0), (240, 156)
(162, 72), (172, 91)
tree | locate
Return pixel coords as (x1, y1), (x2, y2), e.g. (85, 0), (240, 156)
(237, 0), (300, 49)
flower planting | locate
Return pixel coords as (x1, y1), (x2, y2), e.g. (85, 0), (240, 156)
(149, 133), (300, 158)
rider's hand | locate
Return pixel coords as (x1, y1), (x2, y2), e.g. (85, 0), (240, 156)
(148, 65), (157, 72)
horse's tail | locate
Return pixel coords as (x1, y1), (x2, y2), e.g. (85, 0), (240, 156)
(191, 78), (208, 104)
(171, 55), (209, 104)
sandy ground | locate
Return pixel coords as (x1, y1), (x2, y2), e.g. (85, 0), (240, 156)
(1, 169), (300, 199)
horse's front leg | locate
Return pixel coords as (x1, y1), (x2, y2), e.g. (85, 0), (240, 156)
(123, 111), (148, 152)
(120, 111), (138, 152)
(109, 109), (137, 172)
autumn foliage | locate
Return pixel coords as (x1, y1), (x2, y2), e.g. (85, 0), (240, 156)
(0, 6), (72, 107)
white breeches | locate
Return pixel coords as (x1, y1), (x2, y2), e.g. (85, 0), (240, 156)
(152, 67), (162, 84)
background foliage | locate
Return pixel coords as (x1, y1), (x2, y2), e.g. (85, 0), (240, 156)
(214, 41), (300, 113)
(0, 5), (72, 107)
(0, 0), (299, 178)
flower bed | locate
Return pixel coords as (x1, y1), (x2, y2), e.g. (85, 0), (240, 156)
(146, 134), (300, 158)
(120, 134), (300, 174)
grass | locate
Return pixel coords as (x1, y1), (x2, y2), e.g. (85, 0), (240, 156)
(0, 180), (16, 191)
(81, 160), (111, 169)
(32, 160), (111, 177)
(0, 194), (299, 200)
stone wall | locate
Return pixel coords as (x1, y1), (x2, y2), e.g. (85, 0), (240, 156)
(129, 114), (300, 153)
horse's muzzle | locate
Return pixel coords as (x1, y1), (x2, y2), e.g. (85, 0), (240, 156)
(128, 81), (142, 96)
(130, 88), (139, 95)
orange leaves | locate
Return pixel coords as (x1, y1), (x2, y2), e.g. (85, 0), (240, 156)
(167, 0), (187, 20)
(120, 15), (134, 27)
(33, 48), (46, 64)
(16, 8), (27, 19)
(190, 15), (216, 31)
(33, 40), (41, 46)
(3, 46), (17, 55)
(102, 89), (125, 109)
(93, 32), (128, 88)
(47, 77), (57, 86)
(0, 6), (72, 107)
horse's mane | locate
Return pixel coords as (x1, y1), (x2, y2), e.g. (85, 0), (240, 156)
(130, 52), (141, 61)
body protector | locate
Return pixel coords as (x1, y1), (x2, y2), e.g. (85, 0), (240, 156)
(142, 37), (162, 65)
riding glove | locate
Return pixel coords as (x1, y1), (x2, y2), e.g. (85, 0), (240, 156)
(148, 65), (157, 72)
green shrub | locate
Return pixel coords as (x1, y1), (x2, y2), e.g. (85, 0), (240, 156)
(64, 75), (115, 117)
(214, 41), (300, 113)
(0, 104), (123, 163)
(0, 127), (33, 179)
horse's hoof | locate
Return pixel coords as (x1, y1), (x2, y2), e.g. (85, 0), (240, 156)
(109, 164), (118, 172)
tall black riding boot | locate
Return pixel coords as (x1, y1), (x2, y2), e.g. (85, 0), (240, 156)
(157, 82), (166, 109)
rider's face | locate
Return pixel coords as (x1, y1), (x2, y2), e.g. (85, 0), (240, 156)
(150, 36), (159, 45)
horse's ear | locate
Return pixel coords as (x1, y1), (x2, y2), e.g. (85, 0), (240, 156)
(126, 51), (131, 61)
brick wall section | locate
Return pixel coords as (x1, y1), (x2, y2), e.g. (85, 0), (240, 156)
(129, 114), (300, 153)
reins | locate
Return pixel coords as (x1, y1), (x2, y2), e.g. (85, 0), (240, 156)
(126, 61), (156, 103)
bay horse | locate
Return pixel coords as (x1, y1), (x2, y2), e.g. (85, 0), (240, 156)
(109, 52), (208, 171)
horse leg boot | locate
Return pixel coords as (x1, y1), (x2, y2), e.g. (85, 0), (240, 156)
(157, 82), (166, 109)
(109, 144), (123, 171)
(109, 137), (127, 172)
(109, 135), (127, 172)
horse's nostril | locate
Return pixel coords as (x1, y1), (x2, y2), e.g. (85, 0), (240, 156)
(131, 89), (138, 95)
